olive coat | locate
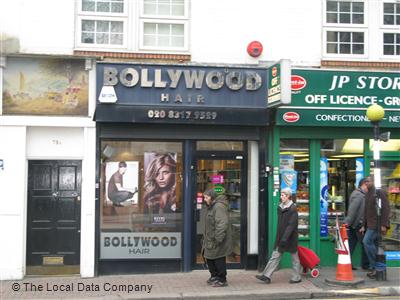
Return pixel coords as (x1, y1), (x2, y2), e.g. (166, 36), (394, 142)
(202, 195), (232, 259)
(274, 202), (299, 253)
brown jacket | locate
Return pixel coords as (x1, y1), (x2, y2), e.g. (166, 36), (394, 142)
(363, 188), (390, 230)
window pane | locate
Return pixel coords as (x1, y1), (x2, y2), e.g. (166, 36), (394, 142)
(340, 32), (350, 42)
(100, 141), (183, 260)
(327, 1), (338, 12)
(353, 32), (364, 43)
(144, 35), (156, 46)
(384, 33), (394, 43)
(82, 0), (95, 11)
(397, 15), (400, 25)
(96, 33), (109, 44)
(171, 36), (184, 47)
(171, 4), (184, 16)
(339, 2), (351, 12)
(111, 21), (123, 33)
(339, 13), (351, 23)
(110, 33), (123, 45)
(82, 32), (94, 43)
(144, 3), (156, 14)
(384, 3), (394, 13)
(196, 141), (243, 151)
(144, 23), (156, 34)
(340, 43), (351, 53)
(97, 1), (110, 12)
(384, 45), (394, 55)
(327, 13), (338, 23)
(97, 21), (109, 32)
(396, 45), (400, 55)
(352, 13), (363, 24)
(385, 15), (395, 25)
(352, 2), (364, 12)
(158, 24), (170, 35)
(397, 33), (400, 43)
(159, 4), (170, 15)
(352, 44), (364, 54)
(158, 36), (170, 46)
(111, 2), (124, 13)
(171, 24), (183, 35)
(327, 31), (338, 42)
(327, 43), (338, 53)
(82, 20), (95, 31)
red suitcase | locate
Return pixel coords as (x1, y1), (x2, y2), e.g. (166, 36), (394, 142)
(297, 245), (320, 278)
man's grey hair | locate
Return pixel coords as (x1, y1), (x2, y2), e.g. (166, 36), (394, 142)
(281, 187), (293, 198)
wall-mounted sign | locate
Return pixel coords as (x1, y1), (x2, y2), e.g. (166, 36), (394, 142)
(267, 59), (291, 107)
(2, 57), (88, 116)
(277, 69), (400, 128)
(95, 63), (269, 126)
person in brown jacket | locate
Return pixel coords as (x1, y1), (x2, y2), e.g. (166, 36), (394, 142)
(360, 176), (391, 279)
(255, 187), (301, 284)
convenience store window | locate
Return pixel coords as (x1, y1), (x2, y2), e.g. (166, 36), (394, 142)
(280, 139), (310, 238)
(99, 140), (183, 259)
(320, 139), (364, 236)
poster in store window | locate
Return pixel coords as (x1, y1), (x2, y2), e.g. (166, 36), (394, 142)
(143, 152), (178, 225)
(320, 157), (329, 237)
(105, 161), (139, 207)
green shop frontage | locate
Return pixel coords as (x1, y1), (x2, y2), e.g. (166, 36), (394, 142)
(268, 69), (400, 268)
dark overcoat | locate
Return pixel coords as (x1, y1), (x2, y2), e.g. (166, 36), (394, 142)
(203, 195), (232, 259)
(274, 202), (298, 253)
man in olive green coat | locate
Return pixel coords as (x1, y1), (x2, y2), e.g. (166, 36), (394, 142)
(202, 189), (232, 287)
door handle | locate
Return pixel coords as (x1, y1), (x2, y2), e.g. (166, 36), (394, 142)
(52, 192), (59, 197)
(76, 196), (81, 202)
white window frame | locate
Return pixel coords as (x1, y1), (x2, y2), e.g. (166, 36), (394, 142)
(323, 0), (368, 28)
(379, 1), (400, 58)
(76, 16), (128, 49)
(139, 19), (189, 51)
(140, 0), (189, 20)
(78, 0), (128, 16)
(322, 28), (368, 58)
(380, 0), (400, 28)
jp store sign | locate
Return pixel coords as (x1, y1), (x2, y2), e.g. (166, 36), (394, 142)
(290, 70), (400, 109)
(276, 69), (400, 128)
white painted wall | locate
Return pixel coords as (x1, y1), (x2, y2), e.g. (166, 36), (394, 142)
(1, 0), (75, 55)
(190, 0), (323, 66)
(0, 126), (27, 280)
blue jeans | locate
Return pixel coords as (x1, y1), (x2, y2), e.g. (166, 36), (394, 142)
(363, 228), (378, 270)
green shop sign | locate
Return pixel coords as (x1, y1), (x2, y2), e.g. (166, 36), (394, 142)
(277, 69), (400, 127)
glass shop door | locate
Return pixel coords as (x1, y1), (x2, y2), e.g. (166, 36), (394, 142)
(194, 155), (245, 268)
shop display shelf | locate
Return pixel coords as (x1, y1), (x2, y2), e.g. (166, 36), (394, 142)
(328, 211), (344, 216)
(384, 237), (400, 242)
(298, 225), (309, 229)
(298, 212), (309, 217)
(296, 199), (309, 204)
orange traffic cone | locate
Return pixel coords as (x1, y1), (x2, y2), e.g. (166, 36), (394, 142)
(335, 224), (353, 281)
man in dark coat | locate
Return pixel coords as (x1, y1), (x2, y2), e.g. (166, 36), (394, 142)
(202, 189), (232, 287)
(343, 177), (369, 270)
(255, 187), (301, 284)
(361, 176), (391, 279)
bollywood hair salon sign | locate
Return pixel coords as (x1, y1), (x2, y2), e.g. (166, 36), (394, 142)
(277, 70), (400, 128)
(100, 232), (181, 259)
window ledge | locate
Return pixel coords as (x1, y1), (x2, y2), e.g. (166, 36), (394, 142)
(322, 60), (400, 69)
(73, 50), (191, 62)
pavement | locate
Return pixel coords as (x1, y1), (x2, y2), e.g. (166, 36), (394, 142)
(0, 267), (399, 300)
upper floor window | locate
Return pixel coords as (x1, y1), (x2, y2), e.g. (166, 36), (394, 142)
(383, 33), (400, 55)
(326, 0), (364, 24)
(326, 30), (365, 54)
(383, 2), (400, 25)
(82, 0), (124, 13)
(76, 0), (189, 52)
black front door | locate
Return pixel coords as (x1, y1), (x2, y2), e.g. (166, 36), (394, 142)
(27, 160), (81, 267)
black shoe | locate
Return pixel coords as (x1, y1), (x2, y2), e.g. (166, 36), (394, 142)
(212, 280), (228, 287)
(289, 279), (302, 284)
(206, 276), (218, 285)
(352, 267), (358, 270)
(367, 271), (376, 279)
(255, 274), (271, 283)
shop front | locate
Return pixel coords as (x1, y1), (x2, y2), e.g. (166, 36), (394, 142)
(94, 63), (269, 274)
(270, 69), (400, 267)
